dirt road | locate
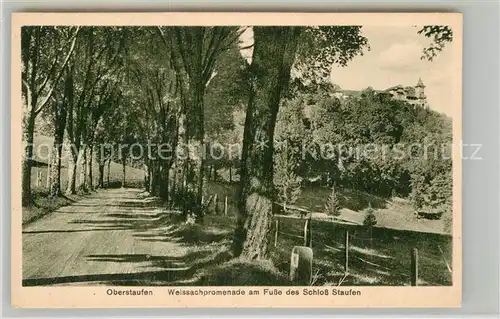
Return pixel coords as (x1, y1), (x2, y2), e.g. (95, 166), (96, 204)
(22, 188), (195, 286)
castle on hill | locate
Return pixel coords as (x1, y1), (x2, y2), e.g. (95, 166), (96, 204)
(333, 78), (428, 109)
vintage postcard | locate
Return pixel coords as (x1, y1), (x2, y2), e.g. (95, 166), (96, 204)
(11, 12), (462, 308)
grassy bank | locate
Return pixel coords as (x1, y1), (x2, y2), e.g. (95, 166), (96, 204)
(270, 216), (452, 286)
(130, 209), (452, 286)
(22, 191), (84, 225)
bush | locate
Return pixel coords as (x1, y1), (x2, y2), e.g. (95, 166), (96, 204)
(324, 185), (341, 216)
(363, 203), (377, 228)
(410, 174), (425, 210)
(274, 148), (302, 211)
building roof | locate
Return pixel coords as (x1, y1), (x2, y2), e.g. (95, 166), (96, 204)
(337, 79), (425, 98)
(416, 78), (425, 88)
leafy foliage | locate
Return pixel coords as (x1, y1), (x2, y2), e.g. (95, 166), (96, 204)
(294, 26), (370, 83)
(324, 185), (341, 216)
(274, 149), (302, 211)
(204, 42), (250, 138)
(418, 25), (453, 61)
(273, 82), (452, 215)
(363, 203), (377, 228)
(274, 97), (305, 210)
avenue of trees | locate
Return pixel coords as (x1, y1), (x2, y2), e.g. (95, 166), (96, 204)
(21, 25), (453, 260)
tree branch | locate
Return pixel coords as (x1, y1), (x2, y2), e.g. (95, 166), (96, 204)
(35, 27), (81, 116)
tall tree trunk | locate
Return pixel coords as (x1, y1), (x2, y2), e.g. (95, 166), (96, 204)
(121, 157), (126, 188)
(78, 146), (87, 192)
(170, 166), (179, 203)
(106, 159), (111, 187)
(87, 145), (93, 190)
(232, 27), (301, 259)
(49, 70), (71, 197)
(159, 161), (169, 201)
(21, 28), (39, 207)
(144, 163), (150, 192)
(148, 162), (155, 195)
(179, 80), (205, 222)
(98, 162), (105, 188)
(22, 112), (36, 206)
(46, 150), (52, 189)
(151, 161), (161, 196)
(96, 145), (105, 189)
(66, 146), (79, 195)
(175, 113), (189, 214)
(229, 166), (232, 183)
(49, 129), (65, 197)
(171, 165), (177, 195)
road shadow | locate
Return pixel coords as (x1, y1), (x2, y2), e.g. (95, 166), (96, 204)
(134, 225), (232, 246)
(22, 269), (189, 286)
(23, 249), (232, 286)
(23, 191), (236, 287)
(68, 210), (175, 231)
(22, 227), (131, 234)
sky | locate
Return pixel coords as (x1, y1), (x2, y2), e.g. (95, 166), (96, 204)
(239, 26), (456, 117)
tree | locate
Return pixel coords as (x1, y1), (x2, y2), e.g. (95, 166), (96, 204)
(48, 65), (72, 197)
(157, 26), (242, 221)
(233, 27), (302, 259)
(274, 146), (302, 212)
(307, 93), (344, 186)
(233, 26), (368, 259)
(21, 26), (80, 205)
(122, 27), (182, 203)
(324, 185), (341, 217)
(418, 25), (453, 61)
(363, 203), (377, 228)
(64, 27), (124, 194)
(427, 172), (452, 212)
(273, 95), (306, 211)
(204, 42), (249, 139)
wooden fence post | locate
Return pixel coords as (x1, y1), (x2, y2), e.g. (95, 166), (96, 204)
(411, 248), (419, 286)
(224, 196), (228, 215)
(274, 219), (279, 247)
(46, 150), (52, 189)
(46, 167), (50, 189)
(214, 194), (219, 214)
(345, 230), (349, 274)
(36, 171), (42, 188)
(303, 217), (312, 247)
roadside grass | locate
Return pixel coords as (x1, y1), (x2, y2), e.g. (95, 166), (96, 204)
(206, 181), (449, 234)
(30, 134), (145, 192)
(134, 212), (290, 286)
(195, 181), (452, 286)
(22, 191), (83, 225)
(143, 209), (452, 286)
(269, 216), (452, 286)
(25, 162), (144, 227)
(96, 210), (288, 287)
(296, 186), (388, 212)
(25, 134), (146, 226)
(195, 258), (290, 286)
(30, 159), (144, 194)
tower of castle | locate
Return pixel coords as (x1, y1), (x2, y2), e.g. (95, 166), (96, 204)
(415, 78), (428, 109)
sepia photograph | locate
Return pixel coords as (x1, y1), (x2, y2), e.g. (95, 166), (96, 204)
(11, 12), (462, 308)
